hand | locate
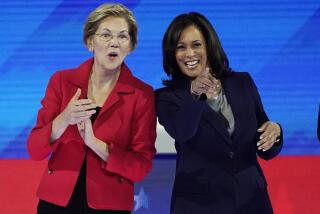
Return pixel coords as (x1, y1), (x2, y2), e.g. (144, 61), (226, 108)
(61, 88), (97, 125)
(77, 119), (109, 161)
(257, 121), (281, 152)
(77, 119), (96, 146)
(191, 67), (221, 100)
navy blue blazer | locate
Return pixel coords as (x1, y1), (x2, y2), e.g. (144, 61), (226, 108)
(155, 72), (283, 214)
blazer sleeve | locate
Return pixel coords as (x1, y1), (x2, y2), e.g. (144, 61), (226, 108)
(104, 87), (157, 182)
(155, 87), (206, 143)
(245, 73), (283, 160)
(27, 72), (62, 161)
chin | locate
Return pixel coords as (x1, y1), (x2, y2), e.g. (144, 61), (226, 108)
(105, 62), (121, 71)
(184, 70), (201, 78)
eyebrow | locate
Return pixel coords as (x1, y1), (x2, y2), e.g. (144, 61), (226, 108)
(100, 28), (129, 33)
(177, 40), (202, 44)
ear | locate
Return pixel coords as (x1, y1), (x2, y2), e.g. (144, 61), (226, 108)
(128, 44), (134, 54)
(86, 37), (94, 52)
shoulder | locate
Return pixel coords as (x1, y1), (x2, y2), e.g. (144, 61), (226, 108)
(227, 70), (251, 80)
(154, 85), (174, 98)
(129, 75), (154, 97)
(225, 71), (256, 86)
(52, 68), (75, 80)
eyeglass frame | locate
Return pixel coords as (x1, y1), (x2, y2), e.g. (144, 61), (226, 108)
(94, 31), (131, 44)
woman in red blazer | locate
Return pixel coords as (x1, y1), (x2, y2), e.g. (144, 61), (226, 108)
(27, 3), (156, 214)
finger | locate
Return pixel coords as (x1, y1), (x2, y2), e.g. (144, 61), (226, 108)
(261, 140), (274, 151)
(212, 77), (219, 83)
(212, 84), (221, 93)
(192, 82), (209, 94)
(257, 132), (273, 146)
(71, 88), (81, 101)
(74, 99), (94, 106)
(72, 103), (98, 112)
(259, 131), (270, 140)
(201, 67), (214, 81)
(258, 140), (271, 151)
(257, 122), (269, 132)
(214, 81), (222, 91)
(206, 86), (220, 96)
(257, 137), (267, 147)
(72, 115), (93, 124)
(195, 77), (213, 87)
(261, 144), (273, 152)
(259, 127), (278, 140)
(200, 67), (210, 76)
(72, 109), (96, 118)
(258, 134), (277, 150)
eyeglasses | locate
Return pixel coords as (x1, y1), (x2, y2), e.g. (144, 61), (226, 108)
(94, 32), (130, 44)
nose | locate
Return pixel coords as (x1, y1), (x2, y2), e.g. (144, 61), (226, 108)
(185, 47), (195, 57)
(109, 36), (120, 47)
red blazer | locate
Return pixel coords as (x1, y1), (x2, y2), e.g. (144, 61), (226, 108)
(27, 58), (157, 210)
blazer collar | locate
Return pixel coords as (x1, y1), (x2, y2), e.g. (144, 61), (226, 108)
(66, 58), (135, 122)
(66, 58), (135, 96)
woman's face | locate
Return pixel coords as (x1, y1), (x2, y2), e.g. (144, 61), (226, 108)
(175, 25), (208, 78)
(88, 17), (131, 72)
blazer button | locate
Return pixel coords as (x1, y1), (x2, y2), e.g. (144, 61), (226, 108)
(228, 152), (234, 159)
(48, 169), (53, 175)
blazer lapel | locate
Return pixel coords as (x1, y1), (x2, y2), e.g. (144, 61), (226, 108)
(221, 75), (242, 144)
(173, 76), (232, 145)
(66, 58), (93, 99)
(203, 105), (232, 144)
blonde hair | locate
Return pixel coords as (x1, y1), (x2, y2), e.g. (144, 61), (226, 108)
(83, 3), (138, 50)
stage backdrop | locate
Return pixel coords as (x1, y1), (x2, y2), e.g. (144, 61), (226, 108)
(0, 0), (319, 213)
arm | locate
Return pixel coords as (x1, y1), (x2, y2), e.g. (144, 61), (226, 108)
(27, 72), (63, 161)
(155, 88), (206, 142)
(245, 73), (283, 160)
(103, 88), (157, 182)
(27, 72), (96, 161)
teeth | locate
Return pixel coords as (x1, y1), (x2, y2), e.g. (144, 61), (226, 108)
(185, 60), (199, 68)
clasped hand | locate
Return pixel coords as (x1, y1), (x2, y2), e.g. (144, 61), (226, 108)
(191, 67), (221, 100)
(61, 88), (97, 145)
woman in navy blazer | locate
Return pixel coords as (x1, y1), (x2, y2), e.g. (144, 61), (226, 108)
(27, 4), (156, 214)
(156, 12), (283, 214)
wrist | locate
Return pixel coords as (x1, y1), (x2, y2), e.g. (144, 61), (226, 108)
(190, 82), (200, 95)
